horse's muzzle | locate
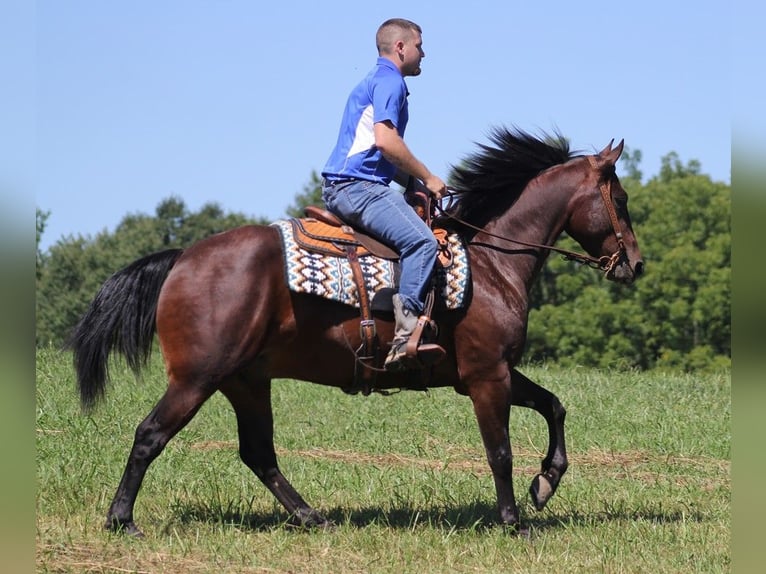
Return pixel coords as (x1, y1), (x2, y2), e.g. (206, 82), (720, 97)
(607, 258), (644, 284)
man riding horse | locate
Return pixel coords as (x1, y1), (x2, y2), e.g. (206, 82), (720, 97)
(321, 18), (446, 371)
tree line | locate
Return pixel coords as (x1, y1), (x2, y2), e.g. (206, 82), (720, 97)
(36, 151), (730, 372)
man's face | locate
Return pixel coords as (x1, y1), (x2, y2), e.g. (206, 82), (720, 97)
(400, 32), (425, 77)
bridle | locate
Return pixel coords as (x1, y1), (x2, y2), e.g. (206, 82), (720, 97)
(434, 154), (629, 277)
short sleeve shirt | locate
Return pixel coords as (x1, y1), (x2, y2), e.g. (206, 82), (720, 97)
(322, 58), (409, 185)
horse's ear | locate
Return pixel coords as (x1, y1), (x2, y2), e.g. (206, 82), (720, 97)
(598, 139), (615, 157)
(606, 139), (625, 164)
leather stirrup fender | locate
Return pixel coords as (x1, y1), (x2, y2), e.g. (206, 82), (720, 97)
(344, 245), (378, 393)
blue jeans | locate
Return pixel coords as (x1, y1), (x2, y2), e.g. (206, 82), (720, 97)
(322, 179), (438, 314)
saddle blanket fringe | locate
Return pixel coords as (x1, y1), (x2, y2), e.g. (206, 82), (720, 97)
(272, 219), (470, 310)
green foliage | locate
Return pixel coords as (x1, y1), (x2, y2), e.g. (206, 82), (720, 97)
(618, 146), (644, 182)
(526, 153), (730, 372)
(285, 169), (324, 218)
(36, 207), (50, 280)
(35, 196), (265, 346)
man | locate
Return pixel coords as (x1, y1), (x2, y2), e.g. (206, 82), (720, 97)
(321, 18), (447, 371)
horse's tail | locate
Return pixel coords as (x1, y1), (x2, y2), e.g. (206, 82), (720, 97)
(67, 248), (184, 411)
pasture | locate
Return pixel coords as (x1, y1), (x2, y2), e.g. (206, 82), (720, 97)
(36, 348), (729, 572)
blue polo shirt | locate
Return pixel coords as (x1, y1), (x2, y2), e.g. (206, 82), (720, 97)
(322, 58), (409, 185)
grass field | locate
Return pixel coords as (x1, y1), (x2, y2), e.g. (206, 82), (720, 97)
(36, 348), (730, 573)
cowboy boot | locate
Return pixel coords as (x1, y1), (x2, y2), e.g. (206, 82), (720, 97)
(384, 294), (445, 371)
(384, 294), (419, 371)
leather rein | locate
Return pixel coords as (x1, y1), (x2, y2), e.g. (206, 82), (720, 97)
(434, 154), (627, 276)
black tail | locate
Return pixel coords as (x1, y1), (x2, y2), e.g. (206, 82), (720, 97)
(67, 249), (184, 411)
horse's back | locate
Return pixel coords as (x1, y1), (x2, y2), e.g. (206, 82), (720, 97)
(183, 223), (282, 259)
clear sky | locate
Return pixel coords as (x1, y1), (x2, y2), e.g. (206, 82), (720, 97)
(25, 1), (733, 251)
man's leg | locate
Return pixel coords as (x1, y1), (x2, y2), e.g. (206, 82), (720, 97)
(322, 180), (441, 369)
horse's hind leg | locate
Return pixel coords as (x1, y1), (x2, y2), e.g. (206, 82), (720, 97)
(510, 369), (568, 511)
(105, 382), (213, 536)
(220, 378), (329, 528)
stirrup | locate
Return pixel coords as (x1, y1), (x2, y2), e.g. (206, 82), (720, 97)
(404, 315), (445, 364)
(412, 342), (446, 366)
(384, 340), (445, 371)
(384, 340), (419, 371)
(384, 321), (446, 372)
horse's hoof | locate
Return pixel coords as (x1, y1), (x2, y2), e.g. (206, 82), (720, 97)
(316, 519), (336, 532)
(502, 521), (530, 539)
(105, 518), (145, 538)
(287, 511), (333, 531)
(529, 473), (554, 511)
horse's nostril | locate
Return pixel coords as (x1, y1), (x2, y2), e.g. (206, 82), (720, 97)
(634, 261), (644, 278)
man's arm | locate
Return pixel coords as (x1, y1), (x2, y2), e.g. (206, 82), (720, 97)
(392, 169), (426, 192)
(374, 120), (446, 198)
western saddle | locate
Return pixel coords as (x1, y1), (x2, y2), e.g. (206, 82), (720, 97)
(293, 193), (449, 394)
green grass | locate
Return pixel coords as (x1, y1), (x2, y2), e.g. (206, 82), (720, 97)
(36, 348), (730, 573)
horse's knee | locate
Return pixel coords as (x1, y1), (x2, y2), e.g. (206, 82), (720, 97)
(131, 420), (170, 463)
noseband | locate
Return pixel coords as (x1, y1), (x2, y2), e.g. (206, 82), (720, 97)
(585, 155), (629, 277)
(437, 154), (628, 277)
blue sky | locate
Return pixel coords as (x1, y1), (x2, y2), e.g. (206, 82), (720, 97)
(21, 1), (736, 251)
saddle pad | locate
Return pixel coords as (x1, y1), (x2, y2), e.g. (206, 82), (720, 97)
(272, 219), (470, 310)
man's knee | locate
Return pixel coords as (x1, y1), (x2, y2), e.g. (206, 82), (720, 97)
(420, 233), (439, 259)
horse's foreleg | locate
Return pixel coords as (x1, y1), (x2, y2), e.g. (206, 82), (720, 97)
(510, 368), (568, 511)
(469, 376), (522, 532)
(105, 384), (211, 537)
(220, 379), (329, 529)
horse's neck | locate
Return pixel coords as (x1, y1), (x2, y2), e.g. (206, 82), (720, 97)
(492, 166), (573, 245)
(481, 165), (576, 281)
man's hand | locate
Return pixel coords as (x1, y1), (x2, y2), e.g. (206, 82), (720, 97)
(422, 174), (447, 200)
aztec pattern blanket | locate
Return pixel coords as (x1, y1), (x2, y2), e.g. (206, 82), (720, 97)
(272, 219), (470, 310)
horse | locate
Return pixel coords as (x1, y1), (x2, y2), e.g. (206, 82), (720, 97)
(69, 128), (643, 537)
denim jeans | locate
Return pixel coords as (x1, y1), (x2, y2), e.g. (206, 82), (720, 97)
(322, 179), (438, 314)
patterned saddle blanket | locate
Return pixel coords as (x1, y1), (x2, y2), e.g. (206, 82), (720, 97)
(271, 219), (471, 310)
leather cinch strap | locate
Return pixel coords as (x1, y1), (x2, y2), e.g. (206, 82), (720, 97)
(344, 245), (378, 390)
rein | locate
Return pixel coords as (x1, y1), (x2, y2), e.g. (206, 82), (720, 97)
(435, 155), (627, 275)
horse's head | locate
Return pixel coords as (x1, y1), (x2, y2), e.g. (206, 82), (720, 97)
(566, 140), (644, 284)
(446, 128), (643, 283)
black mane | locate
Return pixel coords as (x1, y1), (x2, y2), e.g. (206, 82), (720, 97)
(446, 127), (576, 229)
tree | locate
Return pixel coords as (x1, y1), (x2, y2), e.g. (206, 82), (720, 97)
(36, 207), (50, 280)
(525, 152), (730, 371)
(36, 197), (265, 346)
(630, 162), (730, 369)
(619, 146), (643, 182)
(285, 170), (324, 218)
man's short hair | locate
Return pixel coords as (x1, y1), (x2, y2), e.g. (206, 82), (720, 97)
(376, 18), (422, 55)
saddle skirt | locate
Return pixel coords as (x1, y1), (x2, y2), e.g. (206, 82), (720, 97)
(271, 218), (471, 310)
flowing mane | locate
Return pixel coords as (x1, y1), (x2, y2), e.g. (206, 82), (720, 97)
(446, 127), (576, 228)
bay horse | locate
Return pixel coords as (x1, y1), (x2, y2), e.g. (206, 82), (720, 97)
(69, 129), (643, 537)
